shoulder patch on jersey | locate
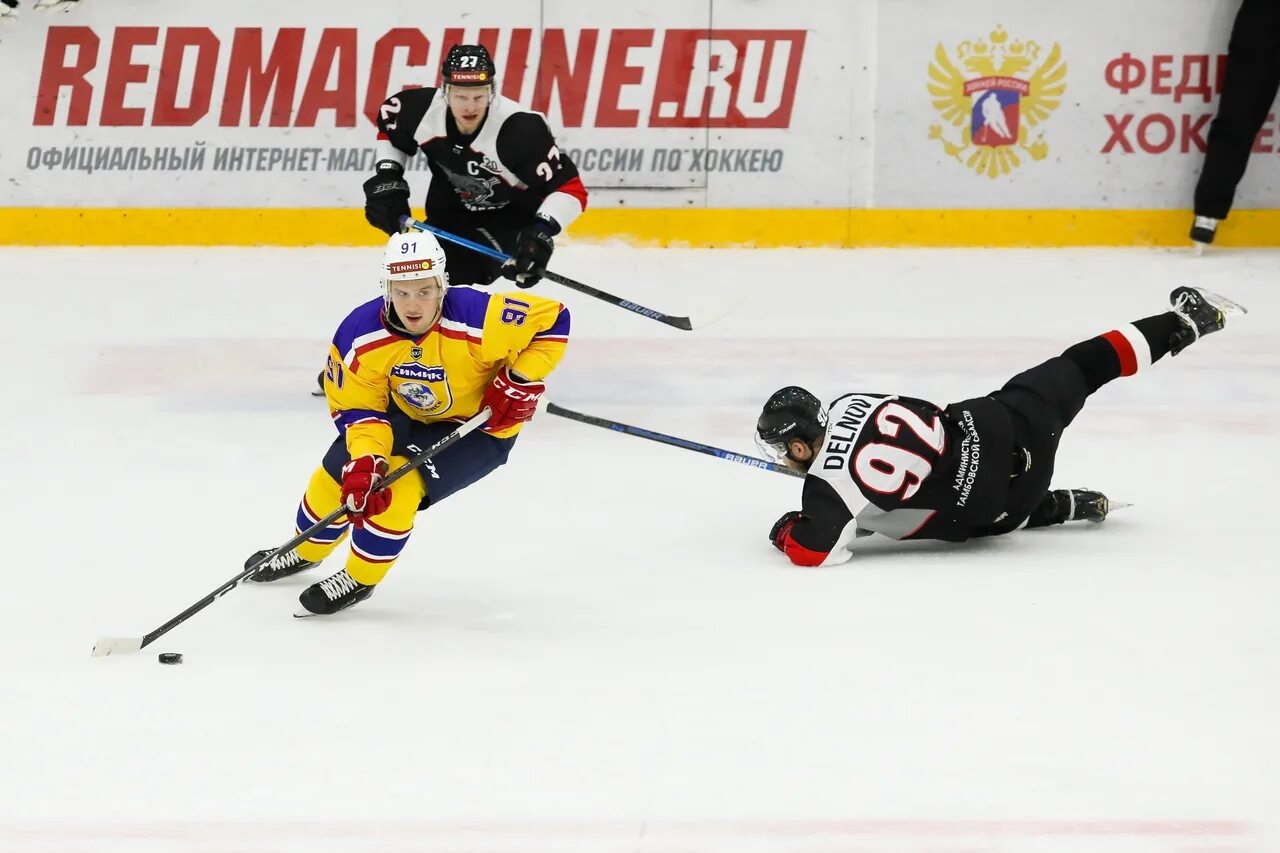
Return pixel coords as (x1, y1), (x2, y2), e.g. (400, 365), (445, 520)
(332, 298), (388, 356)
(439, 286), (491, 340)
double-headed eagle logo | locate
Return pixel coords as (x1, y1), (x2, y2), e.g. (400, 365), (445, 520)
(928, 26), (1067, 178)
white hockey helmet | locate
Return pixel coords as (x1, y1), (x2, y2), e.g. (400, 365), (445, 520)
(382, 230), (449, 318)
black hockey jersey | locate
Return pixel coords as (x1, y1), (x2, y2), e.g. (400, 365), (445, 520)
(375, 87), (587, 231)
(778, 392), (1016, 566)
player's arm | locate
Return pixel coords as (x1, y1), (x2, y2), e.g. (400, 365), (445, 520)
(497, 112), (588, 232)
(771, 478), (863, 567)
(364, 88), (437, 235)
(322, 345), (394, 460)
(374, 87), (435, 167)
(495, 113), (589, 287)
(476, 292), (571, 434)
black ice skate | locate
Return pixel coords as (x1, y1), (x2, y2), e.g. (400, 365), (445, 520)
(1189, 215), (1218, 247)
(244, 548), (319, 583)
(295, 569), (374, 617)
(1027, 489), (1111, 527)
(1169, 286), (1247, 355)
(1062, 489), (1109, 523)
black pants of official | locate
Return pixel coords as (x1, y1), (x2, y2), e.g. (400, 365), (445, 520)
(1193, 0), (1280, 219)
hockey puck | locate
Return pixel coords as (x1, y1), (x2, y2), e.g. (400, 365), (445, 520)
(157, 653), (183, 665)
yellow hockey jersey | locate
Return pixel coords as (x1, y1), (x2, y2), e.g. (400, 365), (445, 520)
(323, 286), (570, 458)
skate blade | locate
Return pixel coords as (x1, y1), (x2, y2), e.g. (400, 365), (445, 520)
(1195, 288), (1248, 316)
(293, 607), (321, 618)
(1109, 501), (1133, 512)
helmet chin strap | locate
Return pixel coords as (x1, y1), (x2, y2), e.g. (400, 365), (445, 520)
(384, 303), (411, 335)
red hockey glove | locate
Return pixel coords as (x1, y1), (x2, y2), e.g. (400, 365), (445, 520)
(769, 510), (804, 552)
(340, 455), (391, 525)
(482, 367), (546, 433)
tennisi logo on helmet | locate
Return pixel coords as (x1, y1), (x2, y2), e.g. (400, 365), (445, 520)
(31, 26), (807, 130)
(388, 259), (434, 275)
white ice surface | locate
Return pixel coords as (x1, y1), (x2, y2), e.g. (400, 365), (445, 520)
(0, 245), (1277, 852)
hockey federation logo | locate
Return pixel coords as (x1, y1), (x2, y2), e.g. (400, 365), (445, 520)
(927, 25), (1066, 178)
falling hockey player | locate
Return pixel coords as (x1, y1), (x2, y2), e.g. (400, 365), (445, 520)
(251, 231), (570, 615)
(755, 288), (1247, 566)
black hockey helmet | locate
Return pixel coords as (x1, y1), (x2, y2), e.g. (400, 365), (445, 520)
(755, 386), (827, 463)
(442, 44), (496, 88)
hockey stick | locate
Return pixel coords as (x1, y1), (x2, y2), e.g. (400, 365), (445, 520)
(400, 216), (710, 331)
(546, 402), (803, 478)
(91, 408), (492, 658)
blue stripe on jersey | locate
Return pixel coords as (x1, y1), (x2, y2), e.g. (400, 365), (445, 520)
(534, 305), (571, 339)
(331, 297), (386, 355)
(333, 408), (390, 435)
(441, 287), (492, 329)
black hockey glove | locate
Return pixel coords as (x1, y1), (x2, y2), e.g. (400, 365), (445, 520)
(502, 214), (558, 288)
(769, 510), (805, 552)
(362, 160), (411, 236)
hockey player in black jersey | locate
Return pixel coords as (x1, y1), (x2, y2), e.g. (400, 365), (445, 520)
(756, 287), (1247, 567)
(363, 44), (589, 289)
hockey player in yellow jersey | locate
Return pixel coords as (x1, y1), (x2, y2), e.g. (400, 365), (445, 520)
(246, 230), (570, 615)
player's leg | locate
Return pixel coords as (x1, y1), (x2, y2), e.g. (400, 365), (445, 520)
(1062, 286), (1244, 392)
(245, 458), (353, 582)
(296, 418), (517, 616)
(986, 288), (1244, 532)
(1192, 0), (1280, 241)
(390, 419), (518, 511)
(295, 456), (426, 615)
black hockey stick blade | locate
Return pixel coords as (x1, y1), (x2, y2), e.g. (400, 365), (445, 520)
(546, 402), (803, 478)
(91, 409), (492, 657)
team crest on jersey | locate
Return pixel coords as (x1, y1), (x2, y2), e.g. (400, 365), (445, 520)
(392, 363), (451, 413)
(438, 162), (502, 211)
(927, 25), (1066, 178)
(398, 382), (440, 411)
(410, 347), (422, 359)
